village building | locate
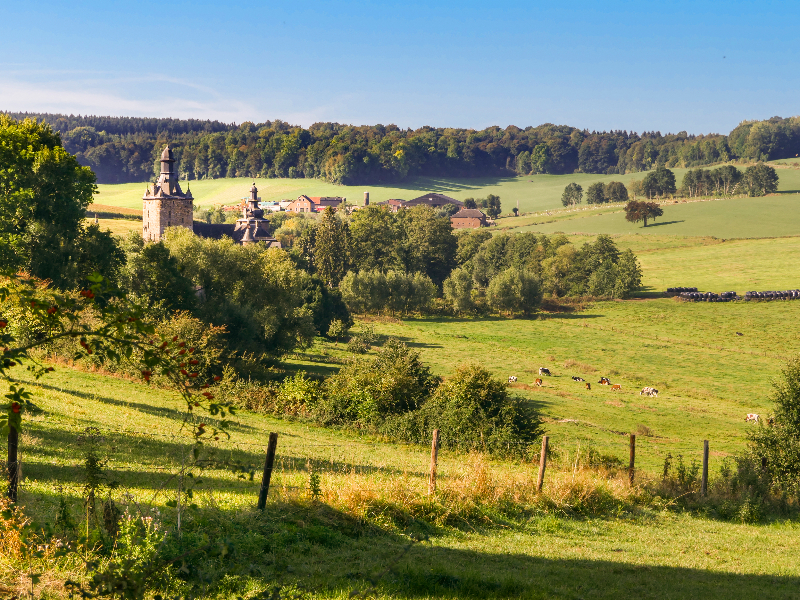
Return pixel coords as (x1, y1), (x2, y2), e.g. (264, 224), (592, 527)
(450, 208), (489, 229)
(373, 192), (463, 213)
(285, 195), (345, 213)
(144, 144), (279, 246)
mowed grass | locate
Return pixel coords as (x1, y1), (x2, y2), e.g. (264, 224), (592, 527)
(523, 195), (800, 238)
(534, 234), (800, 294)
(7, 356), (800, 599)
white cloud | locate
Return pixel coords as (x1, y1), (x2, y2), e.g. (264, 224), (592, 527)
(0, 72), (259, 123)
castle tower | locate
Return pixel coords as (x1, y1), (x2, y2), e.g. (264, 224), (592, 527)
(142, 144), (194, 242)
(232, 183), (280, 246)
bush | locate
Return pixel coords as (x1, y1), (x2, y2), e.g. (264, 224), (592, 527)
(409, 363), (543, 457)
(315, 340), (439, 427)
(275, 371), (321, 416)
(747, 357), (800, 495)
(486, 267), (542, 315)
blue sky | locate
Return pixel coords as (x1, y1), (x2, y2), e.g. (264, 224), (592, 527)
(1, 0), (797, 134)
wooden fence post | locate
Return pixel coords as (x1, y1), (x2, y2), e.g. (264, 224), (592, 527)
(701, 440), (709, 496)
(7, 424), (18, 502)
(536, 436), (549, 492)
(628, 434), (636, 486)
(428, 429), (440, 494)
(257, 433), (279, 510)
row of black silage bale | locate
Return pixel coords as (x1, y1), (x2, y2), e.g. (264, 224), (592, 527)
(679, 291), (739, 302)
(745, 290), (800, 301)
(667, 287), (698, 293)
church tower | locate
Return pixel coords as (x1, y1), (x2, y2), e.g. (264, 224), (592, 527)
(142, 145), (194, 242)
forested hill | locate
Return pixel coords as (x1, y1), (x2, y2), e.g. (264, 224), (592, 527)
(5, 111), (800, 185)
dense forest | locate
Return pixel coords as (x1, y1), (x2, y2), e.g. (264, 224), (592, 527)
(5, 111), (800, 185)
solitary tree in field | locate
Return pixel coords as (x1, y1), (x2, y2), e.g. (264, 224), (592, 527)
(624, 200), (664, 227)
(561, 183), (583, 207)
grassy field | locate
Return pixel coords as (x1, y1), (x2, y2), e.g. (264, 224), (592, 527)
(518, 195), (800, 238)
(7, 340), (800, 598)
(290, 298), (798, 472)
(93, 170), (669, 214)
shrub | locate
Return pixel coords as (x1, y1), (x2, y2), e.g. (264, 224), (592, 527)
(316, 340), (439, 427)
(747, 357), (800, 495)
(486, 267), (542, 315)
(275, 371), (321, 416)
(410, 363), (543, 457)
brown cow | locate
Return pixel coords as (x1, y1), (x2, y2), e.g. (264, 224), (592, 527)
(611, 384), (622, 391)
(534, 378), (543, 387)
(599, 377), (611, 385)
(585, 382), (591, 390)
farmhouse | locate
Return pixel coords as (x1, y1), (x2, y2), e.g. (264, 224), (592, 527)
(373, 192), (463, 213)
(285, 195), (345, 213)
(450, 208), (489, 229)
(144, 144), (279, 246)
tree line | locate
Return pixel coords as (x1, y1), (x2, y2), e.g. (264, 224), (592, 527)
(560, 162), (780, 209)
(5, 111), (799, 185)
(1, 115), (644, 380)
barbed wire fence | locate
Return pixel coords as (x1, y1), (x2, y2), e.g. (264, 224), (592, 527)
(6, 418), (718, 517)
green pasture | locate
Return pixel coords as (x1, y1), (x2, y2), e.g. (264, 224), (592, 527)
(527, 234), (800, 294)
(518, 194), (800, 238)
(288, 298), (798, 472)
(7, 295), (800, 597)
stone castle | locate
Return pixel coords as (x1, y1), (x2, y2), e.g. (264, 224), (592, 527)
(143, 145), (194, 241)
(143, 144), (279, 246)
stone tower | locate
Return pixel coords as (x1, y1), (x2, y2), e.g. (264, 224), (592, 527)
(232, 183), (280, 246)
(142, 144), (194, 242)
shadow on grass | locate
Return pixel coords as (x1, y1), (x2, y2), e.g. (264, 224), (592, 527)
(644, 220), (686, 227)
(22, 379), (260, 433)
(18, 491), (798, 600)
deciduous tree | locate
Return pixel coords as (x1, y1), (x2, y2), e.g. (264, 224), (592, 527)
(624, 200), (664, 227)
(586, 182), (606, 204)
(561, 183), (583, 207)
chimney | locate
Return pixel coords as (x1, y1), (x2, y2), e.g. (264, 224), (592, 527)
(364, 191), (370, 206)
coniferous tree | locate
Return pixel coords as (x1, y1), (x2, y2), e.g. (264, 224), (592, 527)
(313, 207), (351, 287)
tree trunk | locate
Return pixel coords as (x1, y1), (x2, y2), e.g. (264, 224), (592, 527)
(643, 215), (648, 227)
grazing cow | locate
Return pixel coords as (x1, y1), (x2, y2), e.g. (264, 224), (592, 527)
(598, 377), (611, 385)
(640, 387), (659, 397)
(745, 413), (759, 423)
(534, 378), (543, 387)
(611, 384), (622, 391)
(572, 376), (585, 382)
(539, 367), (552, 376)
(508, 376), (517, 383)
(585, 382), (591, 390)
(736, 332), (744, 336)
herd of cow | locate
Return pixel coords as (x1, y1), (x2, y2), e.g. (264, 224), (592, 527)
(508, 371), (767, 425)
(507, 369), (658, 396)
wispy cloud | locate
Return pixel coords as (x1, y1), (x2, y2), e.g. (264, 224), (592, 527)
(0, 72), (259, 123)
